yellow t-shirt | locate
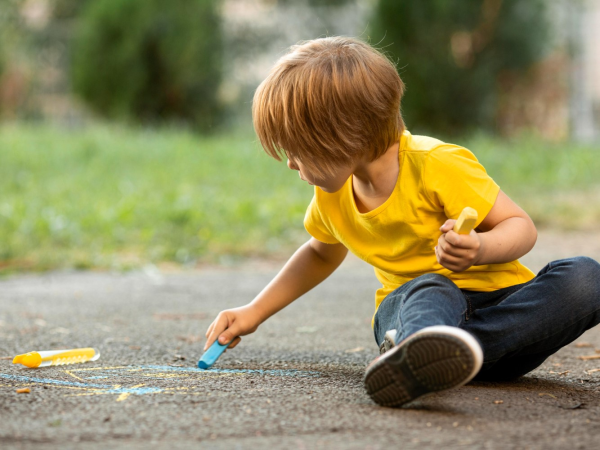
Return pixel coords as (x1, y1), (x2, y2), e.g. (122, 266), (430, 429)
(304, 130), (535, 323)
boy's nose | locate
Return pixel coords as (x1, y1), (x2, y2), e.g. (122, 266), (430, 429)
(287, 159), (299, 171)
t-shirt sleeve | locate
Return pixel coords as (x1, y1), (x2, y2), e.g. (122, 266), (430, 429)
(423, 146), (500, 227)
(303, 194), (340, 244)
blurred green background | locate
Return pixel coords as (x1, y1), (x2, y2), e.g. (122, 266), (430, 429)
(1, 0), (599, 272)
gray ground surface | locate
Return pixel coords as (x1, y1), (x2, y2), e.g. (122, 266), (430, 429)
(2, 230), (600, 450)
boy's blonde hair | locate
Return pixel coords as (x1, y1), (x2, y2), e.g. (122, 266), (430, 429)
(253, 36), (405, 178)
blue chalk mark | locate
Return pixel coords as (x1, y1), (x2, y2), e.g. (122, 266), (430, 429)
(70, 365), (320, 378)
(0, 373), (113, 389)
(0, 364), (321, 400)
(139, 365), (320, 377)
(198, 340), (229, 369)
(0, 373), (161, 395)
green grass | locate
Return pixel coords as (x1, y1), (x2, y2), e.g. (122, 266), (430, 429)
(0, 124), (311, 271)
(1, 124), (599, 271)
(466, 133), (600, 230)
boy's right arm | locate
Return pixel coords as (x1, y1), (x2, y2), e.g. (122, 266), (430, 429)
(203, 237), (348, 351)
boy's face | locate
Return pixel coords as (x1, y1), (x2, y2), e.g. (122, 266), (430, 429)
(287, 157), (352, 193)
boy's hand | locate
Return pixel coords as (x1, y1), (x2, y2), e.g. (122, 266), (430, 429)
(435, 219), (483, 272)
(204, 305), (263, 352)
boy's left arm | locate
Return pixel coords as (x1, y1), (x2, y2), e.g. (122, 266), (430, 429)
(435, 190), (537, 273)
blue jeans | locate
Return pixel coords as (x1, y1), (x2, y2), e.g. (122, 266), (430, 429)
(373, 257), (600, 381)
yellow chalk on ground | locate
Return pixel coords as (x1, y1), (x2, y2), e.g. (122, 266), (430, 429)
(13, 348), (99, 368)
(453, 207), (478, 235)
(16, 388), (30, 394)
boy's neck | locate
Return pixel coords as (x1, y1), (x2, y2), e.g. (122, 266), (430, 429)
(352, 141), (400, 213)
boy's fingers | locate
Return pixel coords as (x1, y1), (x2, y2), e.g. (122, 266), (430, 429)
(438, 234), (461, 255)
(217, 325), (241, 346)
(438, 236), (469, 258)
(204, 314), (231, 351)
(437, 251), (469, 272)
(437, 236), (473, 259)
(443, 230), (476, 249)
(205, 320), (216, 339)
(437, 247), (461, 267)
(442, 230), (461, 246)
(440, 219), (456, 232)
(227, 337), (242, 350)
(439, 251), (462, 265)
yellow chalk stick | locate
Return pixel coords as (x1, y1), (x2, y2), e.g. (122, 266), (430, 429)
(453, 207), (478, 235)
(13, 348), (99, 368)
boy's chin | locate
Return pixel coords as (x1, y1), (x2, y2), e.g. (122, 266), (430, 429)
(317, 184), (345, 194)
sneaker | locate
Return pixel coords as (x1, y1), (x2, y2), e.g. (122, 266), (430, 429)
(364, 325), (483, 407)
(379, 329), (398, 355)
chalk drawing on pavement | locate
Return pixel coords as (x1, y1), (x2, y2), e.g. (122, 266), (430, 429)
(0, 364), (321, 402)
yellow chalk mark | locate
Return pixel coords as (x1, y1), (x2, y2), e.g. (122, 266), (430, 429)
(70, 366), (128, 372)
(116, 393), (131, 402)
(116, 383), (146, 402)
(63, 387), (114, 398)
(141, 373), (189, 379)
(67, 392), (105, 397)
(64, 370), (85, 381)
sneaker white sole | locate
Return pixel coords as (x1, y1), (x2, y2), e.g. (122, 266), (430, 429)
(364, 325), (483, 407)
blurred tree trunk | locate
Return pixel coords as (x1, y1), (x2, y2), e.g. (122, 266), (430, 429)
(370, 0), (553, 137)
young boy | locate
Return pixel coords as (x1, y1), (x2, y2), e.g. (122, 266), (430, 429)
(204, 37), (600, 407)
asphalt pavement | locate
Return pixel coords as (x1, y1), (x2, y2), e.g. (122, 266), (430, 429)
(2, 230), (600, 449)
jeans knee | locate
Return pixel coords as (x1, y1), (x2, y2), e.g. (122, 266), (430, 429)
(403, 274), (463, 309)
(565, 256), (600, 288)
(385, 274), (457, 302)
(556, 256), (600, 310)
(414, 273), (456, 288)
(574, 255), (600, 276)
(578, 256), (600, 299)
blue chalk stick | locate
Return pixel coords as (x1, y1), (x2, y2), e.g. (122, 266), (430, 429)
(198, 340), (230, 369)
